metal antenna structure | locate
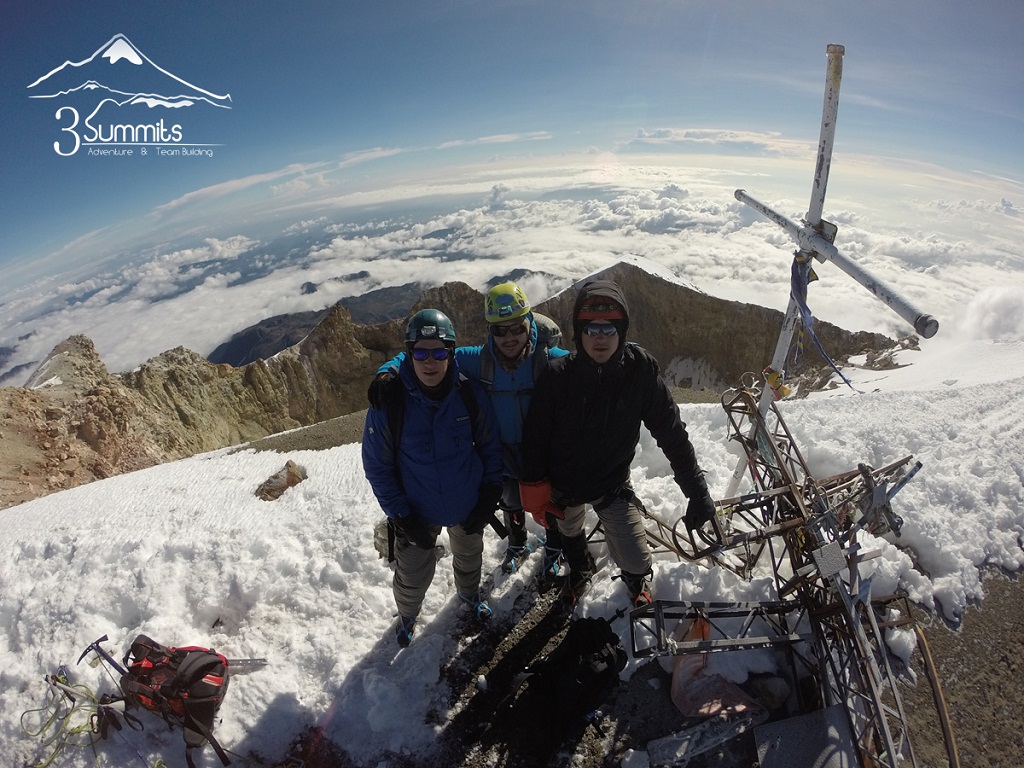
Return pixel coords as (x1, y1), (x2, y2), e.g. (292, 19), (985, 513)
(631, 377), (958, 767)
(725, 43), (938, 501)
(627, 46), (959, 768)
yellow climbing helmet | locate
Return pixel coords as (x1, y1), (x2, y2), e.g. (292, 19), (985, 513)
(484, 281), (531, 324)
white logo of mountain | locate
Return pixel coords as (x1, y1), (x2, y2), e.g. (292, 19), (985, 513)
(27, 33), (231, 110)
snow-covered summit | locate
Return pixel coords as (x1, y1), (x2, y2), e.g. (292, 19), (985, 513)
(2, 335), (1021, 766)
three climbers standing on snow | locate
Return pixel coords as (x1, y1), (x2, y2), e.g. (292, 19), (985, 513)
(362, 278), (716, 646)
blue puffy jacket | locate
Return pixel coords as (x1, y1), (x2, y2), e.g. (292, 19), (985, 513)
(377, 316), (568, 476)
(362, 357), (503, 527)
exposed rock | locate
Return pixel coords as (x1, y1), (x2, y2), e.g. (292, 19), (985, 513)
(0, 263), (896, 510)
(0, 336), (170, 508)
(255, 460), (308, 501)
(207, 309), (329, 367)
(352, 262), (892, 391)
(209, 282), (426, 367)
(1, 305), (384, 509)
(339, 282), (427, 325)
(530, 262), (894, 391)
(261, 262), (894, 393)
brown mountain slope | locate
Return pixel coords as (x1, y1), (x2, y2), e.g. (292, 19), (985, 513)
(0, 263), (895, 509)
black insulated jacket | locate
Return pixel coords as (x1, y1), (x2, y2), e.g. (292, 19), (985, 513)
(521, 279), (708, 505)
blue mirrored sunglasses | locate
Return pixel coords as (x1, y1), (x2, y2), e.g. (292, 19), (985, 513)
(583, 322), (618, 337)
(411, 347), (452, 361)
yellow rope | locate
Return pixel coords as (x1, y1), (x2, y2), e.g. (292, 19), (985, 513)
(20, 679), (100, 768)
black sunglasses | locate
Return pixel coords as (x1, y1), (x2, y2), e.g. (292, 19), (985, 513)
(411, 347), (452, 361)
(490, 322), (528, 338)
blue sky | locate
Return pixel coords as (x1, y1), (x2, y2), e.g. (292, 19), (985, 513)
(1, 1), (1023, 382)
(3, 1), (1021, 279)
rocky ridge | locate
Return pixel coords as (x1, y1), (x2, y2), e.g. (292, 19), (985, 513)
(0, 262), (896, 509)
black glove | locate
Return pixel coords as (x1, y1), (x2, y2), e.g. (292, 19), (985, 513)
(95, 695), (140, 740)
(367, 370), (399, 410)
(392, 515), (436, 549)
(685, 492), (717, 532)
(463, 482), (503, 535)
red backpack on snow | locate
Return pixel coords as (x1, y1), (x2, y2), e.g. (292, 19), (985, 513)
(120, 634), (232, 767)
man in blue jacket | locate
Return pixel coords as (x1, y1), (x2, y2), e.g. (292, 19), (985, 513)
(369, 282), (569, 577)
(362, 309), (505, 647)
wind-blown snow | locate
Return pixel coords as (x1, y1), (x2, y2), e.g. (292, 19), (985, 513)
(2, 338), (1022, 767)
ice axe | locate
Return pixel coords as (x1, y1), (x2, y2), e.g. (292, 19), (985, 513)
(78, 634), (128, 676)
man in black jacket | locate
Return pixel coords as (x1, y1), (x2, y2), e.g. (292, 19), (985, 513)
(519, 279), (716, 606)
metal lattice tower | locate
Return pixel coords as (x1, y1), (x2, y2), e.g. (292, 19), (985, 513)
(627, 44), (954, 766)
(631, 381), (956, 767)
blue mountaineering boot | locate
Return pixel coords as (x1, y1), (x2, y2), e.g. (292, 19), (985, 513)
(459, 592), (494, 623)
(541, 544), (563, 578)
(395, 615), (416, 648)
(501, 542), (533, 573)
